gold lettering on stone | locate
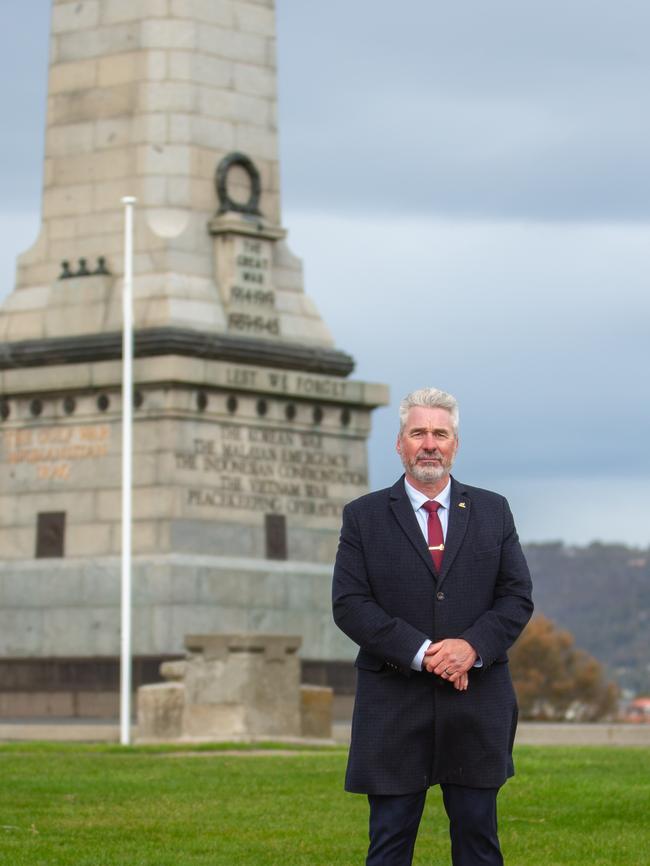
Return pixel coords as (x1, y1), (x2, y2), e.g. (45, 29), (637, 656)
(1, 424), (111, 481)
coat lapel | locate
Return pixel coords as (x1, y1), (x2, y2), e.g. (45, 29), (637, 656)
(389, 477), (436, 579)
(437, 477), (471, 587)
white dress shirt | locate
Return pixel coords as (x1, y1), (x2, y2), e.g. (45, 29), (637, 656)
(404, 475), (452, 542)
(404, 477), (451, 671)
(404, 477), (482, 671)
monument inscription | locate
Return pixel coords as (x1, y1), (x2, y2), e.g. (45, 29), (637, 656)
(1, 424), (111, 481)
(176, 423), (367, 520)
(223, 365), (352, 400)
(218, 234), (281, 337)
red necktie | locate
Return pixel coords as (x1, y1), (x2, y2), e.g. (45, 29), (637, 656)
(422, 500), (444, 570)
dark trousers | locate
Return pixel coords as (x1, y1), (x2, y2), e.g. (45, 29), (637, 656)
(367, 785), (503, 866)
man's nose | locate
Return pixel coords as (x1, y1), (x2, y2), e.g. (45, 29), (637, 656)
(421, 432), (437, 449)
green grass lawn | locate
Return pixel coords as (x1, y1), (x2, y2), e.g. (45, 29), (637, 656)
(0, 743), (648, 865)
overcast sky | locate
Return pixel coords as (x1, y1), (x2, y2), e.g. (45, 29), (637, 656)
(1, 1), (649, 546)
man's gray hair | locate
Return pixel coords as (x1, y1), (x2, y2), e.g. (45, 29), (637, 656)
(399, 387), (459, 435)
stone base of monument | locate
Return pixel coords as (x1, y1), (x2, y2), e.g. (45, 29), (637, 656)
(136, 633), (333, 743)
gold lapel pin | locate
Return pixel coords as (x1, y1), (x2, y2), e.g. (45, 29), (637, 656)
(458, 502), (466, 508)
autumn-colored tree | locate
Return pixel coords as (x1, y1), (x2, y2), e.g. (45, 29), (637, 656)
(509, 615), (619, 721)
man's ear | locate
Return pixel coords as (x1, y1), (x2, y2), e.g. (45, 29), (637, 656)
(396, 433), (402, 456)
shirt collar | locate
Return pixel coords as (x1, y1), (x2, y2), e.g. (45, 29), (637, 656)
(404, 475), (452, 513)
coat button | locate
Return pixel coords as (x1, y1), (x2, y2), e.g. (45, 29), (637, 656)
(436, 591), (445, 601)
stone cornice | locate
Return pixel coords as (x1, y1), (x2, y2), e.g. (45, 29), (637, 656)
(0, 327), (355, 378)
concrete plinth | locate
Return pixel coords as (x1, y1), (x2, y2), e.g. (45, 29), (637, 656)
(136, 632), (332, 742)
(300, 684), (334, 739)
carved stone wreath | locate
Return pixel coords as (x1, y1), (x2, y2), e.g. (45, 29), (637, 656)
(215, 151), (262, 216)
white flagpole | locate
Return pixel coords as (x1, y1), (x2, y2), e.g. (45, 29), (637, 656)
(120, 195), (136, 746)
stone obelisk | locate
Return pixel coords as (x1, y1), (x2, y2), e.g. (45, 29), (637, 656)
(0, 0), (387, 717)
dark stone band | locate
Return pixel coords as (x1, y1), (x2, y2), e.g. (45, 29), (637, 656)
(0, 326), (355, 377)
(0, 655), (355, 696)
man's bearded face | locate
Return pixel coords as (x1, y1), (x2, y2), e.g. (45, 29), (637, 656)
(396, 407), (458, 485)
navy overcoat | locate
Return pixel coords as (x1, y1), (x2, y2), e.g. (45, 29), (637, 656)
(332, 476), (533, 794)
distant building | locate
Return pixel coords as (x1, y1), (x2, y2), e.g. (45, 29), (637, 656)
(622, 698), (650, 723)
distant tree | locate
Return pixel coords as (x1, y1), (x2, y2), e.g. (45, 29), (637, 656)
(509, 615), (619, 721)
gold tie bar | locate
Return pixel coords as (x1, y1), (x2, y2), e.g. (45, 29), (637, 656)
(428, 544), (444, 551)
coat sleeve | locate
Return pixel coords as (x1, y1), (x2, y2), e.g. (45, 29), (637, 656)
(460, 498), (534, 667)
(332, 502), (429, 674)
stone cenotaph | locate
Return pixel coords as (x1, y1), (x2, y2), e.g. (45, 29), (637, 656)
(0, 0), (387, 717)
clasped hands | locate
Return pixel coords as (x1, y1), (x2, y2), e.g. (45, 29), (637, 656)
(423, 639), (477, 692)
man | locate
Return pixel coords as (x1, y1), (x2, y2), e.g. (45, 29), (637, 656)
(332, 387), (533, 866)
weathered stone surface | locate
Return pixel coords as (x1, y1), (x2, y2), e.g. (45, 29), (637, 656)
(137, 633), (307, 741)
(0, 690), (75, 717)
(137, 682), (185, 740)
(0, 555), (356, 661)
(0, 356), (384, 558)
(51, 1), (101, 34)
(300, 685), (333, 739)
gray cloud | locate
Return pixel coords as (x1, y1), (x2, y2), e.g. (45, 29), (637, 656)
(277, 0), (650, 220)
(285, 212), (650, 491)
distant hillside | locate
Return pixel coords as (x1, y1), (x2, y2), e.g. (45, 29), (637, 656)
(523, 542), (650, 695)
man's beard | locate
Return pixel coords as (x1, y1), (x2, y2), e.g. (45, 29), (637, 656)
(400, 449), (454, 484)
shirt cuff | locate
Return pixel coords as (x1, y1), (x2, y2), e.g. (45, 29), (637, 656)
(411, 638), (431, 671)
(473, 656), (483, 668)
